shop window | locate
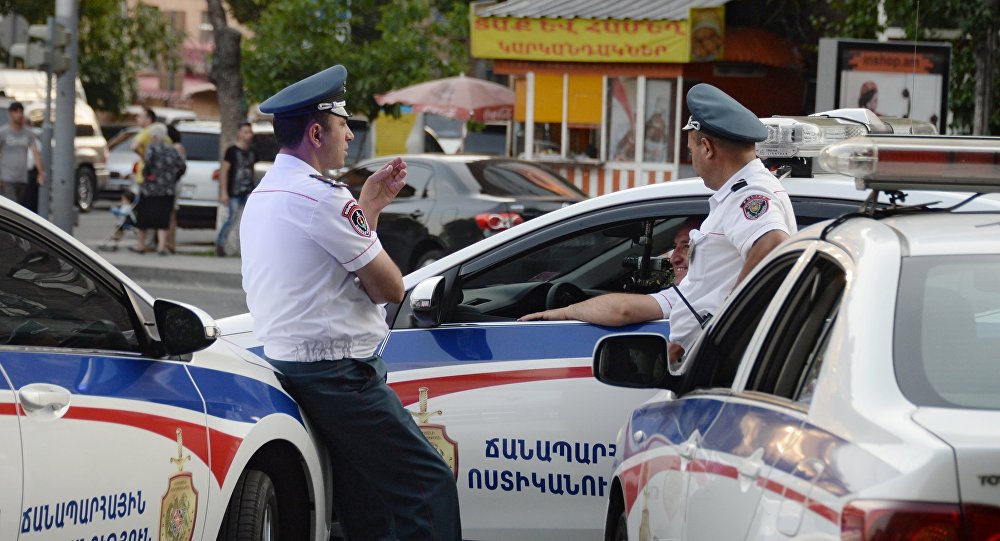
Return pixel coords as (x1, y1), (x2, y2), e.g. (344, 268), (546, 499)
(643, 79), (676, 163)
(607, 77), (638, 162)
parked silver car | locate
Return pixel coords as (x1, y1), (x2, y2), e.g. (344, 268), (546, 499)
(104, 126), (139, 197)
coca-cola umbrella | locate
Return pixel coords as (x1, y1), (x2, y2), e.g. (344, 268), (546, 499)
(375, 74), (514, 122)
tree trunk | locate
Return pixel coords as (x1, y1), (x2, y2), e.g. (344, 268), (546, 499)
(972, 0), (999, 135)
(207, 0), (245, 153)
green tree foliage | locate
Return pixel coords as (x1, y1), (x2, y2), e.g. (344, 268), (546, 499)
(814, 0), (1000, 134)
(1, 0), (182, 113)
(243, 0), (469, 120)
(80, 0), (183, 113)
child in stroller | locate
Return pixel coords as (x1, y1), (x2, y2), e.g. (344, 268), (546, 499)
(99, 190), (138, 251)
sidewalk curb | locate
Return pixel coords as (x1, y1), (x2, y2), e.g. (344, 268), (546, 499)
(114, 264), (244, 290)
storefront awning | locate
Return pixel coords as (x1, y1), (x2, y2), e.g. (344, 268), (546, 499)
(472, 1), (731, 64)
(474, 0), (729, 21)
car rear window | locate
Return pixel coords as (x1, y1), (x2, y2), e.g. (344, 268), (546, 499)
(465, 160), (584, 198)
(894, 255), (1000, 410)
(180, 131), (220, 161)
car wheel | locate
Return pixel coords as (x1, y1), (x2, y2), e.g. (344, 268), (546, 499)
(75, 167), (97, 213)
(218, 469), (279, 541)
(414, 249), (444, 270)
(612, 509), (628, 541)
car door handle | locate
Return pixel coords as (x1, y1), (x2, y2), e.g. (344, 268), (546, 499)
(739, 448), (766, 480)
(409, 210), (424, 219)
(19, 383), (72, 417)
(739, 460), (763, 480)
(679, 441), (699, 459)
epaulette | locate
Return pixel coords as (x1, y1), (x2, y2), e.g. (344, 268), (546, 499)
(309, 174), (348, 187)
(731, 179), (748, 192)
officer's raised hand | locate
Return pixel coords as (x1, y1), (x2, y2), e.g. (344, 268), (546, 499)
(359, 157), (407, 217)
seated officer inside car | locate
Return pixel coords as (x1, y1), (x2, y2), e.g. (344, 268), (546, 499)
(519, 216), (702, 324)
(240, 65), (461, 540)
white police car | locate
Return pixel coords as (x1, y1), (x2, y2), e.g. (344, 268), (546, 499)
(594, 135), (1000, 540)
(219, 111), (1000, 539)
(0, 198), (331, 540)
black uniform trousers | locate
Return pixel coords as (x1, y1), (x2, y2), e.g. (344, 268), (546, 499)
(268, 355), (461, 541)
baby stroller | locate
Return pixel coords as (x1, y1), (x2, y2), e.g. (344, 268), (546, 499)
(98, 191), (139, 251)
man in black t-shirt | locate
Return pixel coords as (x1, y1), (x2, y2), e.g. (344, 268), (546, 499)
(216, 122), (257, 256)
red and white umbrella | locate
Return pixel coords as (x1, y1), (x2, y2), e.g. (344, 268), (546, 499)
(375, 74), (514, 122)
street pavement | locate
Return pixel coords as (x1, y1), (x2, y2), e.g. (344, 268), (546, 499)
(74, 199), (248, 318)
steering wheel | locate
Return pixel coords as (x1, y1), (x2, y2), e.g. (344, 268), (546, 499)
(545, 282), (588, 310)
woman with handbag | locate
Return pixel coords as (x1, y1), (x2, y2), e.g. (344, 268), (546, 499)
(132, 123), (184, 255)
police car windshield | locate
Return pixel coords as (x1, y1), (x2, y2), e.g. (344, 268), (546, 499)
(894, 254), (1000, 410)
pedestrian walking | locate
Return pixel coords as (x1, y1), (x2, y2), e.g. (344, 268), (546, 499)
(0, 101), (46, 209)
(216, 122), (256, 256)
(240, 64), (462, 540)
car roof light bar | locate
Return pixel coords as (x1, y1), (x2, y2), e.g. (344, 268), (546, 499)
(818, 135), (1000, 193)
(755, 109), (937, 162)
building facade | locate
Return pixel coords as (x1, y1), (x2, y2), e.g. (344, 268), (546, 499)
(471, 0), (804, 196)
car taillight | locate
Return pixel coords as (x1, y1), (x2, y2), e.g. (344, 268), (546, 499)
(475, 212), (523, 234)
(965, 503), (1000, 541)
(841, 500), (961, 541)
(212, 169), (220, 181)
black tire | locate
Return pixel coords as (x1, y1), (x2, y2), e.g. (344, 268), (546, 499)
(75, 167), (97, 213)
(218, 469), (279, 541)
(612, 509), (628, 541)
(413, 248), (444, 271)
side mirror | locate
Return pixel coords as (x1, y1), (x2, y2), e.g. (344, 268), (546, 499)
(410, 276), (446, 328)
(154, 299), (219, 356)
(593, 333), (670, 389)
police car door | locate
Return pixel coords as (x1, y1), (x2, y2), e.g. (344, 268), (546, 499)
(0, 213), (210, 541)
(676, 244), (816, 541)
(739, 245), (850, 539)
(0, 358), (22, 540)
(381, 200), (706, 540)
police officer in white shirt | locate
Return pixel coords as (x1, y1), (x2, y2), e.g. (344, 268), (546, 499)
(667, 83), (796, 362)
(240, 65), (461, 540)
(518, 216), (701, 324)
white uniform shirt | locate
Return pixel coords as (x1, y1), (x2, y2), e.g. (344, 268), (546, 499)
(649, 287), (682, 319)
(240, 153), (387, 362)
(669, 158), (796, 349)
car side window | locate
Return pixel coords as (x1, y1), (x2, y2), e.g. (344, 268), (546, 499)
(683, 253), (801, 391)
(0, 226), (141, 353)
(747, 253), (847, 402)
(448, 215), (698, 321)
(342, 163), (428, 200)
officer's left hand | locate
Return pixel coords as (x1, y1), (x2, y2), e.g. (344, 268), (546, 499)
(359, 157), (407, 214)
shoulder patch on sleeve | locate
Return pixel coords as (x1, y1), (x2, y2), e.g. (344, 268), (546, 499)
(342, 201), (372, 237)
(740, 194), (770, 220)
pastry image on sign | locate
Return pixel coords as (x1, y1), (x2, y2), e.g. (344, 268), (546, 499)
(160, 428), (199, 541)
(411, 386), (459, 479)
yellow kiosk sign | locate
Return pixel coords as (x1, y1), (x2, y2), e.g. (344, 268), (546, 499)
(471, 7), (724, 64)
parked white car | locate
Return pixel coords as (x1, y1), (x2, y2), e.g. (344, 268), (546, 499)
(173, 120), (278, 229)
(0, 196), (332, 540)
(594, 134), (1000, 540)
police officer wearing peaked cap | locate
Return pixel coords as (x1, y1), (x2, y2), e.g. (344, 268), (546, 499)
(240, 65), (462, 540)
(666, 83), (797, 363)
